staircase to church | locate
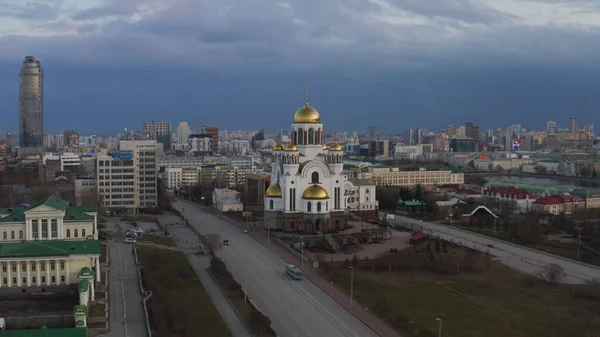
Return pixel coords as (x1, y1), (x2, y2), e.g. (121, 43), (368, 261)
(325, 234), (342, 253)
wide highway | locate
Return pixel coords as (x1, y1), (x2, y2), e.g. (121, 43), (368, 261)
(173, 200), (379, 337)
(389, 214), (600, 284)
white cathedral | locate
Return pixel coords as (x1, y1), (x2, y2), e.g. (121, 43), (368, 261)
(264, 95), (378, 233)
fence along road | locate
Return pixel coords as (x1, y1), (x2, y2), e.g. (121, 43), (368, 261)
(173, 200), (380, 337)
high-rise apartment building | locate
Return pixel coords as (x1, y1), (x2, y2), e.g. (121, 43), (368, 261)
(19, 56), (44, 152)
(203, 126), (219, 153)
(445, 125), (457, 138)
(176, 122), (191, 146)
(465, 122), (479, 141)
(570, 118), (578, 135)
(144, 121), (172, 151)
(546, 121), (558, 134)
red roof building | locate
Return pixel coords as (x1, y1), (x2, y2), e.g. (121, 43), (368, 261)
(532, 194), (585, 215)
(482, 186), (536, 213)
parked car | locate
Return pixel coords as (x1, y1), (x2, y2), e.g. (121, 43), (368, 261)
(243, 229), (248, 233)
(223, 239), (231, 245)
(124, 238), (137, 244)
(389, 248), (398, 253)
(130, 227), (144, 234)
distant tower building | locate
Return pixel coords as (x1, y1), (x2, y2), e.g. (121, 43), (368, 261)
(19, 56), (44, 151)
(368, 127), (377, 140)
(465, 122), (479, 141)
(203, 126), (219, 154)
(176, 122), (191, 145)
(546, 121), (558, 134)
(570, 118), (578, 135)
(445, 125), (457, 138)
(144, 121), (172, 151)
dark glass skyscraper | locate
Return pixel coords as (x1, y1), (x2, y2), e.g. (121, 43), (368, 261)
(19, 56), (44, 150)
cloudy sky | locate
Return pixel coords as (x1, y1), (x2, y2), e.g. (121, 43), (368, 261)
(1, 0), (600, 135)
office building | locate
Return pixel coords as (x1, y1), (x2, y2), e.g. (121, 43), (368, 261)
(361, 167), (464, 187)
(449, 138), (475, 153)
(144, 121), (172, 151)
(19, 56), (44, 152)
(96, 140), (158, 212)
(189, 134), (213, 153)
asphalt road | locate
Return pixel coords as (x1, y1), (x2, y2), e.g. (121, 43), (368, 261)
(390, 214), (600, 284)
(99, 219), (147, 337)
(174, 200), (379, 337)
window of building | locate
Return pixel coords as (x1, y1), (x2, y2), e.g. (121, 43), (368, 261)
(31, 263), (36, 272)
(66, 229), (71, 238)
(2, 232), (6, 240)
(32, 219), (39, 238)
(317, 202), (322, 212)
(19, 230), (23, 239)
(2, 265), (6, 273)
(82, 229), (86, 237)
(32, 276), (36, 284)
(60, 275), (65, 283)
(60, 262), (65, 271)
(21, 264), (26, 272)
(51, 276), (56, 283)
(51, 219), (58, 238)
(10, 231), (14, 240)
(41, 276), (46, 284)
(41, 219), (48, 238)
(11, 264), (16, 273)
(22, 277), (26, 284)
(269, 200), (274, 210)
(307, 202), (312, 212)
(50, 262), (55, 271)
(12, 277), (16, 285)
(311, 172), (319, 184)
(74, 229), (78, 237)
(2, 277), (6, 285)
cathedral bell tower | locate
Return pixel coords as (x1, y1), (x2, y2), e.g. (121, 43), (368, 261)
(290, 88), (324, 159)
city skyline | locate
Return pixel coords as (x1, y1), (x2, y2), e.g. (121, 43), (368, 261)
(0, 1), (600, 134)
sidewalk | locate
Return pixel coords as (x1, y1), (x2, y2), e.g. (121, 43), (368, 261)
(239, 222), (402, 337)
(169, 226), (252, 337)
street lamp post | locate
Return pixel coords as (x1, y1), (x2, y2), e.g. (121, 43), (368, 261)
(301, 239), (304, 271)
(349, 266), (354, 309)
(436, 318), (442, 337)
(577, 227), (583, 260)
(244, 276), (247, 306)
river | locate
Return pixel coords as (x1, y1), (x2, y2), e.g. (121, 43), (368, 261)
(482, 175), (600, 195)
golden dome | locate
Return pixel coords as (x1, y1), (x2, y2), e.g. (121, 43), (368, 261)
(302, 184), (329, 200)
(285, 143), (298, 151)
(293, 103), (321, 124)
(273, 143), (284, 151)
(329, 143), (342, 151)
(322, 144), (327, 150)
(265, 183), (282, 198)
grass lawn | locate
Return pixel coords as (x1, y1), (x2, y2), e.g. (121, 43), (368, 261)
(319, 245), (600, 337)
(138, 247), (231, 337)
(210, 268), (275, 337)
(143, 234), (177, 247)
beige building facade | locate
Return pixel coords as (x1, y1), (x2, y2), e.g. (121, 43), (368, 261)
(361, 167), (464, 187)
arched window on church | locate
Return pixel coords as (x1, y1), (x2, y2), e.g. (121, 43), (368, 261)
(326, 201), (328, 211)
(317, 202), (321, 212)
(308, 128), (314, 144)
(311, 172), (319, 184)
(297, 128), (304, 144)
(269, 200), (274, 210)
(307, 202), (312, 212)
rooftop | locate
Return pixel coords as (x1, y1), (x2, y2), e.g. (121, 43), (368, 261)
(0, 239), (101, 258)
(0, 327), (87, 337)
(0, 196), (97, 223)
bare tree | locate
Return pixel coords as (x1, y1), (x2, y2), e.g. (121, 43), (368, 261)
(539, 263), (565, 284)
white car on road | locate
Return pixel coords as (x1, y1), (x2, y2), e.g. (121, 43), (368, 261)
(124, 238), (137, 244)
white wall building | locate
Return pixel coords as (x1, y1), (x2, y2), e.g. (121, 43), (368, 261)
(189, 134), (213, 152)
